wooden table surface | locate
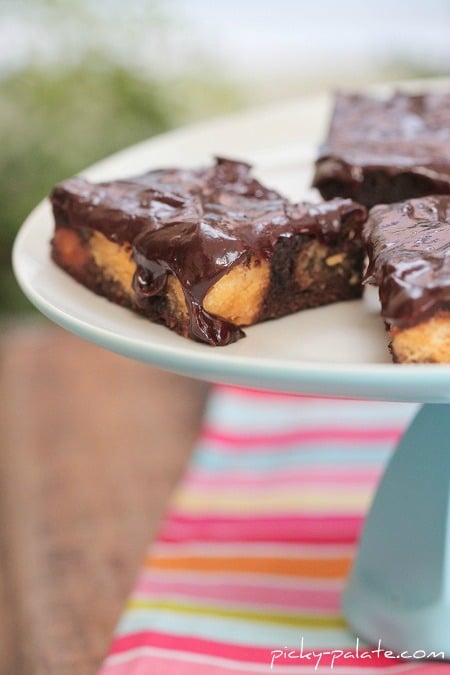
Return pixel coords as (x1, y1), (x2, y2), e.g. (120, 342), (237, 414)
(0, 320), (209, 675)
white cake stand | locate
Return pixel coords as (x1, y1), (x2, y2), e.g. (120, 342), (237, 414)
(12, 83), (450, 656)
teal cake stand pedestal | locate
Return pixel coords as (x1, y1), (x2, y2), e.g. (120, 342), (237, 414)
(343, 403), (450, 656)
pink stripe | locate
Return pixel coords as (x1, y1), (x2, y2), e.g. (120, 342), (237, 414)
(184, 466), (383, 490)
(216, 385), (345, 403)
(160, 514), (363, 545)
(101, 654), (439, 675)
(134, 576), (340, 613)
(99, 654), (253, 674)
(107, 632), (423, 670)
(108, 630), (279, 662)
(201, 426), (402, 449)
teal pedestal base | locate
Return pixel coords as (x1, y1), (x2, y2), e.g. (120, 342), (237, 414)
(343, 404), (450, 656)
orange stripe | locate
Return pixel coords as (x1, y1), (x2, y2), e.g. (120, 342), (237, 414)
(148, 555), (351, 578)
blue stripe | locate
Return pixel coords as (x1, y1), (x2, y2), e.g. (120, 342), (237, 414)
(191, 444), (391, 472)
(116, 608), (355, 650)
(206, 396), (417, 434)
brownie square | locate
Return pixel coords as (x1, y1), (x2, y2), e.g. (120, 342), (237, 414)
(50, 158), (367, 346)
(313, 91), (450, 208)
(364, 195), (450, 362)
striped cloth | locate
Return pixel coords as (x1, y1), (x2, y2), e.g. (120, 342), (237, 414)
(99, 385), (444, 674)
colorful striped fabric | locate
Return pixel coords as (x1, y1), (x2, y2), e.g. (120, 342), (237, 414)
(99, 386), (445, 674)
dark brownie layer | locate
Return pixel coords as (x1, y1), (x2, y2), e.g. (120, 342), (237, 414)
(364, 195), (450, 328)
(313, 92), (450, 208)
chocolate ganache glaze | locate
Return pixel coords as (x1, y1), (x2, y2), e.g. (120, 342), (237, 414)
(133, 192), (365, 344)
(51, 158), (366, 346)
(313, 92), (450, 207)
(51, 157), (280, 246)
(364, 195), (450, 328)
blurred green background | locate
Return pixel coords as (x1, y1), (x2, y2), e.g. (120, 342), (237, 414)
(0, 1), (242, 315)
(1, 0), (447, 317)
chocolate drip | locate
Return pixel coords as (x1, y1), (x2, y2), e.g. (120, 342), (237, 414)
(132, 193), (365, 345)
(51, 158), (366, 346)
(364, 195), (450, 327)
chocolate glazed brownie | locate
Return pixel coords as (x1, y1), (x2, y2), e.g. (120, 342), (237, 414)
(313, 92), (450, 208)
(50, 158), (367, 346)
(364, 195), (450, 363)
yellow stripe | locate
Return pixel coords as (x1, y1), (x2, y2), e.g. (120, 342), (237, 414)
(172, 489), (370, 513)
(128, 598), (346, 629)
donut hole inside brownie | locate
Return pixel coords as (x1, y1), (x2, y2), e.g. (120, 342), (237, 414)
(203, 258), (270, 326)
(52, 226), (89, 272)
(391, 313), (450, 363)
(52, 226), (138, 310)
(261, 235), (363, 320)
(89, 231), (135, 298)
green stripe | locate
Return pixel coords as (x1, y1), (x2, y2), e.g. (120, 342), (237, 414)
(128, 598), (345, 629)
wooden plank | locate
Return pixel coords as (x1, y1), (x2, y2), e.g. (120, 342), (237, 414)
(0, 321), (209, 675)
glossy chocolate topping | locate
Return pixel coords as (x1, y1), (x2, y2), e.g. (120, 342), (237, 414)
(364, 195), (450, 327)
(313, 92), (450, 201)
(51, 158), (366, 345)
(51, 158), (280, 245)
